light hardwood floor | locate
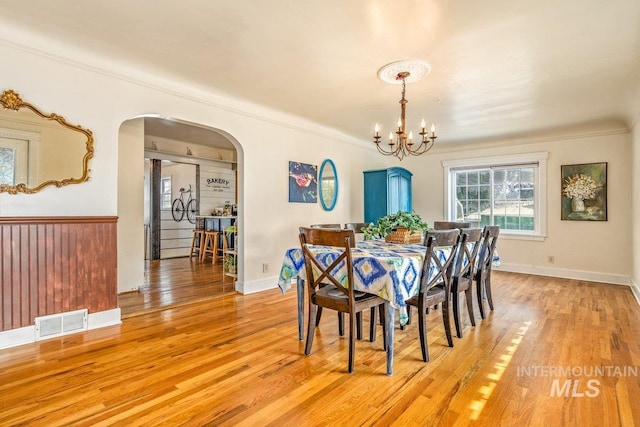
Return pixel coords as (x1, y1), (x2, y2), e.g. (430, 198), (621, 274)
(118, 258), (236, 318)
(1, 271), (639, 426)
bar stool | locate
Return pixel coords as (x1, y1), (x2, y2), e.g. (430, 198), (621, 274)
(218, 231), (229, 260)
(190, 228), (205, 260)
(201, 230), (227, 264)
(189, 218), (206, 260)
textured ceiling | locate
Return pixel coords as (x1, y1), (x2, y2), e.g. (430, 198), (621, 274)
(0, 0), (638, 147)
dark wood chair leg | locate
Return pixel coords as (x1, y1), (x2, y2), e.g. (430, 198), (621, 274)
(401, 305), (412, 330)
(452, 286), (462, 338)
(442, 300), (454, 348)
(296, 277), (305, 341)
(476, 277), (486, 319)
(348, 311), (355, 373)
(380, 304), (387, 351)
(369, 307), (377, 342)
(305, 304), (317, 355)
(315, 306), (323, 326)
(338, 312), (344, 336)
(465, 288), (475, 327)
(418, 301), (429, 362)
(356, 312), (362, 340)
(486, 273), (494, 310)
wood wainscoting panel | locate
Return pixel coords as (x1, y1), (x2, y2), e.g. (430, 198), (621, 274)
(0, 216), (118, 332)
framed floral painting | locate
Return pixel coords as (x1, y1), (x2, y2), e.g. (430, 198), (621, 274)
(288, 161), (317, 203)
(561, 162), (607, 221)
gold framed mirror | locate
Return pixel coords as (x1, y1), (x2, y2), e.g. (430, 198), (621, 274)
(0, 89), (94, 194)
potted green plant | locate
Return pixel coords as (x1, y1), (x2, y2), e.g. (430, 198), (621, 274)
(223, 254), (237, 274)
(363, 211), (430, 243)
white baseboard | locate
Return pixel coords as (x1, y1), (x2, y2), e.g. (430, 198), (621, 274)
(0, 308), (121, 350)
(497, 263), (630, 286)
(88, 308), (122, 329)
(238, 276), (278, 294)
(0, 325), (35, 350)
(630, 277), (640, 306)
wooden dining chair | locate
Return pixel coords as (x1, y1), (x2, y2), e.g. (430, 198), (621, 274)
(404, 229), (460, 362)
(344, 222), (370, 233)
(475, 225), (500, 319)
(451, 228), (483, 338)
(299, 227), (386, 373)
(424, 218), (469, 314)
(311, 222), (367, 340)
(433, 221), (471, 230)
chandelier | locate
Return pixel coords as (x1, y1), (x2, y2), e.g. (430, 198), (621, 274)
(373, 60), (437, 160)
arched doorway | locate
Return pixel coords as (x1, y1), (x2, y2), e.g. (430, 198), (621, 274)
(117, 116), (243, 317)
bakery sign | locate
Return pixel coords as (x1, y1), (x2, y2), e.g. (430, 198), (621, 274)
(205, 175), (232, 193)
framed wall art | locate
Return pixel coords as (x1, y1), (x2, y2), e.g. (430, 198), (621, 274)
(561, 162), (607, 221)
(288, 161), (317, 203)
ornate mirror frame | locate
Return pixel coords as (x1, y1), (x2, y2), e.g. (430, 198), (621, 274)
(319, 159), (338, 211)
(0, 90), (94, 194)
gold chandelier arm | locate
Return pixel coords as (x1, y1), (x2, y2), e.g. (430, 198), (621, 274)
(375, 140), (402, 158)
(405, 139), (435, 156)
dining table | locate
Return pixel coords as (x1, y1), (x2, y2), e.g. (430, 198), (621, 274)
(278, 238), (451, 375)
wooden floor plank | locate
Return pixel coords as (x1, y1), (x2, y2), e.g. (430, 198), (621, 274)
(1, 271), (640, 426)
(117, 258), (236, 318)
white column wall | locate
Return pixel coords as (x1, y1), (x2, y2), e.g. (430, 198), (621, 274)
(118, 118), (145, 292)
(631, 123), (640, 301)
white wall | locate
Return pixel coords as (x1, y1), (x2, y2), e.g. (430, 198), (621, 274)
(118, 118), (145, 292)
(145, 134), (236, 163)
(403, 126), (632, 285)
(160, 162), (197, 259)
(144, 135), (237, 215)
(631, 123), (640, 302)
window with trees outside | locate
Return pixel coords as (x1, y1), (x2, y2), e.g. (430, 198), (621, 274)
(161, 176), (172, 210)
(0, 147), (16, 185)
(442, 152), (548, 240)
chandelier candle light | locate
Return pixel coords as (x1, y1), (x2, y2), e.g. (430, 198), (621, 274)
(373, 60), (438, 160)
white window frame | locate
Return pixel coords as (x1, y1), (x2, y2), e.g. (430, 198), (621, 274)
(161, 176), (172, 210)
(442, 152), (548, 241)
(0, 128), (40, 186)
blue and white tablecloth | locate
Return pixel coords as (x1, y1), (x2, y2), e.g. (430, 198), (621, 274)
(278, 239), (450, 324)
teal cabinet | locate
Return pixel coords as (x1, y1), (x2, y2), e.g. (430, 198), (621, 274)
(363, 167), (413, 224)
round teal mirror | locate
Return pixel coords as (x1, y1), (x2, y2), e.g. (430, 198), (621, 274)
(319, 159), (338, 211)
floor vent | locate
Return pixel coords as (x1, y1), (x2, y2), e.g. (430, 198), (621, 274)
(35, 309), (88, 341)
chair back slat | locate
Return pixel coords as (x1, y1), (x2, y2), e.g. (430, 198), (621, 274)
(477, 225), (500, 273)
(420, 229), (461, 297)
(299, 227), (357, 300)
(454, 228), (483, 279)
(344, 222), (370, 233)
(433, 221), (471, 230)
(309, 223), (341, 229)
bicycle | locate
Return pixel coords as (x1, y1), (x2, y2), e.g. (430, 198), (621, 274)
(171, 184), (198, 224)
